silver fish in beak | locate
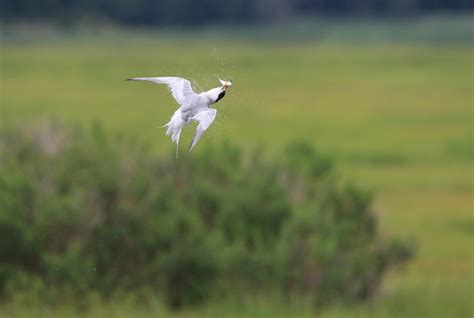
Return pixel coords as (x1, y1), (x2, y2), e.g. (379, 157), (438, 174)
(219, 79), (232, 90)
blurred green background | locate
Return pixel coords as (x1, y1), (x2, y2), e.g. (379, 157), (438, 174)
(1, 0), (473, 317)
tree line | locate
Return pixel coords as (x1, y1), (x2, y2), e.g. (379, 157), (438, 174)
(1, 0), (472, 27)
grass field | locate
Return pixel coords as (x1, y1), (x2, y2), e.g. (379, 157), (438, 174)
(1, 23), (473, 317)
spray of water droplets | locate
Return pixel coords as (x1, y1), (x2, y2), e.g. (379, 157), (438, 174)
(207, 47), (237, 139)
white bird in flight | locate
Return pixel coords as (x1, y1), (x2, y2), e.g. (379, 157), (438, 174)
(126, 77), (232, 157)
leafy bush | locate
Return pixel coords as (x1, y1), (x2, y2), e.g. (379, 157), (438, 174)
(0, 121), (413, 308)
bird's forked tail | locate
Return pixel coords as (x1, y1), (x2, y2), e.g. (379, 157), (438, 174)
(162, 111), (184, 158)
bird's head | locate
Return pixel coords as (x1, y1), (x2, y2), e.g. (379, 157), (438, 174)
(219, 79), (232, 91)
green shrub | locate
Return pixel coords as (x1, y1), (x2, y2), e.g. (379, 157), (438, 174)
(0, 121), (414, 308)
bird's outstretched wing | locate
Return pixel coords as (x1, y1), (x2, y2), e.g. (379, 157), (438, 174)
(189, 108), (217, 152)
(126, 77), (198, 106)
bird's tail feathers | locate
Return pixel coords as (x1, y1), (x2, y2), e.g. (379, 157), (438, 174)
(172, 128), (182, 159)
(162, 111), (185, 158)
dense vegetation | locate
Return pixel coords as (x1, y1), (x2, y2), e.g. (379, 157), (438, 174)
(0, 122), (412, 309)
(1, 0), (472, 26)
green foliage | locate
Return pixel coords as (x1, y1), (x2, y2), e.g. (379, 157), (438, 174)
(0, 122), (413, 309)
(0, 35), (471, 317)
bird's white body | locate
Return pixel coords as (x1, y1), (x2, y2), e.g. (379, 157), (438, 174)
(127, 77), (232, 157)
